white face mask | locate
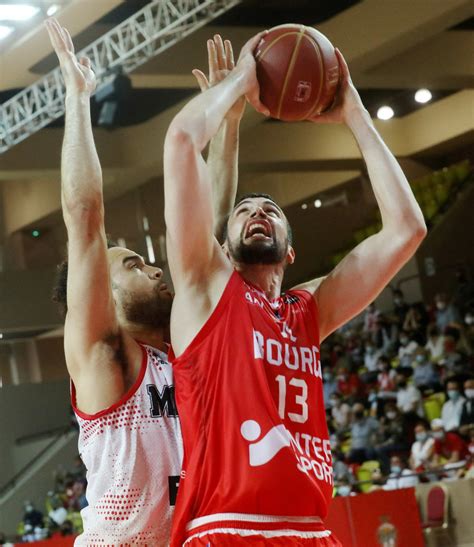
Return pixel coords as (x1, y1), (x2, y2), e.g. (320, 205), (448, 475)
(386, 411), (397, 420)
(338, 485), (351, 497)
(436, 302), (446, 310)
(465, 389), (474, 399)
(433, 431), (444, 440)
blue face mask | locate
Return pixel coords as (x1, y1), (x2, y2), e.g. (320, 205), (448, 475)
(415, 354), (425, 364)
(390, 466), (402, 474)
(338, 485), (351, 497)
(447, 390), (460, 401)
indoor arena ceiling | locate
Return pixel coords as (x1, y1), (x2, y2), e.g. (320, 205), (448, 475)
(0, 0), (473, 235)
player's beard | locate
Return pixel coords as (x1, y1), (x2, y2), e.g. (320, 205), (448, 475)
(228, 232), (288, 265)
(121, 285), (172, 329)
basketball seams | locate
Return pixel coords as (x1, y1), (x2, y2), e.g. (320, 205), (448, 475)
(276, 26), (306, 120)
(303, 35), (325, 119)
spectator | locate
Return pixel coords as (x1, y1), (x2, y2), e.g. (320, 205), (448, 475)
(376, 404), (408, 472)
(392, 289), (409, 328)
(337, 365), (362, 400)
(347, 403), (380, 463)
(376, 356), (397, 398)
(336, 477), (355, 497)
(322, 365), (338, 409)
(48, 495), (68, 529)
(431, 418), (468, 466)
(383, 455), (419, 490)
(22, 502), (44, 531)
(440, 335), (469, 376)
(403, 304), (427, 345)
(434, 293), (461, 331)
(330, 392), (351, 430)
(410, 422), (435, 471)
(397, 330), (419, 369)
(363, 302), (381, 340)
(425, 325), (446, 362)
(363, 339), (383, 372)
(460, 378), (474, 435)
(441, 380), (466, 431)
(412, 347), (440, 391)
(395, 374), (423, 417)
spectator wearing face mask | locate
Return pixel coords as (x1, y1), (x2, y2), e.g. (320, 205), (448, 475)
(376, 404), (408, 472)
(425, 325), (446, 362)
(396, 374), (423, 417)
(397, 330), (419, 369)
(441, 380), (466, 431)
(347, 403), (380, 463)
(431, 418), (468, 466)
(410, 422), (435, 471)
(376, 356), (397, 398)
(460, 378), (474, 435)
(383, 455), (419, 490)
(322, 365), (338, 409)
(330, 392), (352, 430)
(336, 478), (355, 497)
(363, 339), (383, 372)
(434, 293), (461, 332)
(412, 347), (440, 391)
(458, 310), (474, 357)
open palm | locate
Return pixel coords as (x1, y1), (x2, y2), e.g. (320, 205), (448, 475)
(192, 34), (246, 122)
(45, 18), (96, 95)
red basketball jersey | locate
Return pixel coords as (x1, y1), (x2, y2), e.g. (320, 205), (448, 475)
(170, 272), (333, 546)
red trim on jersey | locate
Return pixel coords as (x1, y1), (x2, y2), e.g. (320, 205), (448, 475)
(71, 343), (148, 421)
(169, 271), (239, 362)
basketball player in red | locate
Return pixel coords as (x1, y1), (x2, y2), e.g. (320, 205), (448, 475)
(164, 34), (427, 546)
(46, 19), (243, 546)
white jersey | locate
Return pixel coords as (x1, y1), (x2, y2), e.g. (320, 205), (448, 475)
(72, 343), (182, 546)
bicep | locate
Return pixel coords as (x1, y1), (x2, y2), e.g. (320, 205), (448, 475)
(311, 230), (419, 341)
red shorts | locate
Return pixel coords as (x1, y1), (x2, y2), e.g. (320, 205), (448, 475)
(183, 529), (342, 546)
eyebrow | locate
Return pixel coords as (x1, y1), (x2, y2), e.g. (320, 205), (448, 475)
(122, 255), (145, 267)
(235, 200), (282, 213)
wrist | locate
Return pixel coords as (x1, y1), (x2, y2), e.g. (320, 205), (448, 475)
(344, 105), (374, 133)
(65, 91), (92, 104)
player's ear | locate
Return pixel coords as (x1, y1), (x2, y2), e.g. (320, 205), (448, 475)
(287, 246), (295, 265)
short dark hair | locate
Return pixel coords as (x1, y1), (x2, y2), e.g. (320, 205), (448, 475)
(223, 192), (293, 245)
(52, 239), (118, 319)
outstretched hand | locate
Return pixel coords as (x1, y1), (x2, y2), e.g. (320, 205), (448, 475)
(45, 17), (96, 96)
(308, 48), (366, 125)
(192, 35), (246, 122)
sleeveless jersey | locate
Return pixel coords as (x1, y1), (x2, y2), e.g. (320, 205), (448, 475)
(72, 343), (183, 546)
(170, 272), (333, 546)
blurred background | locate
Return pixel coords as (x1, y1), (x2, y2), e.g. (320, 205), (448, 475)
(0, 0), (473, 545)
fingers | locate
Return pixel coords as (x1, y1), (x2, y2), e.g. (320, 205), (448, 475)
(44, 18), (65, 54)
(246, 89), (270, 117)
(192, 69), (209, 92)
(335, 48), (350, 82)
(62, 27), (75, 54)
(213, 34), (226, 72)
(207, 39), (218, 79)
(239, 30), (268, 62)
(224, 39), (235, 70)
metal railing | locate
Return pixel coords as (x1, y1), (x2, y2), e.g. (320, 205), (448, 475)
(0, 0), (241, 153)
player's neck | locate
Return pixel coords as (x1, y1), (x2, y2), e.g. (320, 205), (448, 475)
(125, 324), (169, 353)
(235, 263), (284, 301)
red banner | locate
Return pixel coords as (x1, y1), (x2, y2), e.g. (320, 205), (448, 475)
(325, 488), (424, 547)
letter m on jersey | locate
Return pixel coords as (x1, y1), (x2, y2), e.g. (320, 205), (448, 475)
(146, 384), (178, 418)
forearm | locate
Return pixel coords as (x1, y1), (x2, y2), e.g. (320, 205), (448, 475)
(169, 69), (246, 153)
(208, 118), (240, 239)
(347, 109), (426, 236)
(62, 93), (103, 215)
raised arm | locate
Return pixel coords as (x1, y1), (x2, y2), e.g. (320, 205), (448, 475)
(193, 36), (245, 241)
(164, 33), (265, 355)
(46, 19), (124, 403)
(294, 49), (427, 341)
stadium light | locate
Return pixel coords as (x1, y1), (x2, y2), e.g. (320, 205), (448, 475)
(377, 106), (394, 120)
(47, 4), (60, 16)
(0, 4), (40, 21)
(415, 89), (432, 104)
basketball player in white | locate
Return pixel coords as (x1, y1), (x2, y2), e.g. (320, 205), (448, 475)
(45, 18), (243, 546)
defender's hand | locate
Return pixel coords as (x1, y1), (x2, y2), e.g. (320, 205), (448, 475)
(193, 35), (246, 122)
(45, 17), (96, 96)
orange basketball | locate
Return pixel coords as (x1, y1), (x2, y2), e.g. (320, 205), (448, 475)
(255, 24), (340, 121)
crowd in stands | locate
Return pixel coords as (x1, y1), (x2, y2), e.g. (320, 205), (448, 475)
(325, 269), (474, 496)
(3, 271), (474, 544)
(9, 457), (87, 544)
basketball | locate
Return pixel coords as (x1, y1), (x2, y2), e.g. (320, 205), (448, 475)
(255, 24), (340, 121)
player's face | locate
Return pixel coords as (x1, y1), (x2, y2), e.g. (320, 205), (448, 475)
(226, 197), (293, 266)
(107, 247), (173, 328)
